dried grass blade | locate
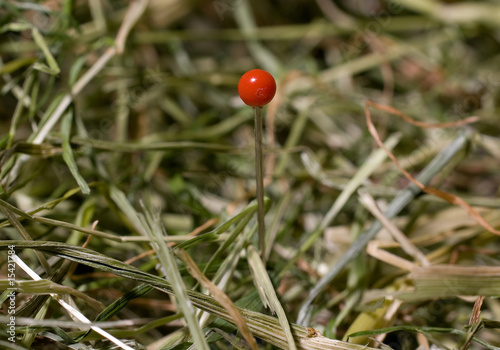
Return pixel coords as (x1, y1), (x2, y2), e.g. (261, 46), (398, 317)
(377, 265), (500, 301)
(347, 325), (499, 350)
(366, 100), (479, 128)
(366, 241), (417, 272)
(359, 190), (429, 267)
(364, 100), (500, 236)
(469, 296), (484, 326)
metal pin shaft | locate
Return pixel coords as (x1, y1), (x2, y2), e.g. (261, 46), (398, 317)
(254, 106), (266, 261)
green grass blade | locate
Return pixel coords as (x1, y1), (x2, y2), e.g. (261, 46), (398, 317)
(31, 27), (60, 75)
(175, 199), (259, 251)
(247, 245), (297, 350)
(61, 111), (90, 194)
(140, 203), (210, 350)
(109, 185), (147, 236)
(74, 283), (154, 342)
(70, 137), (235, 153)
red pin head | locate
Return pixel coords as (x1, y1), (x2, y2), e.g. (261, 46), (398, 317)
(238, 69), (276, 107)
